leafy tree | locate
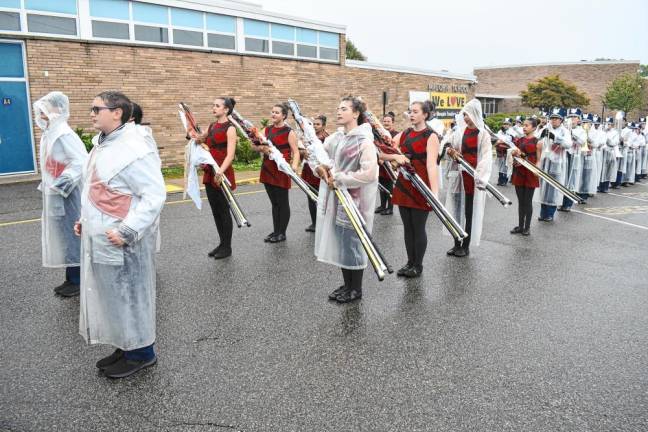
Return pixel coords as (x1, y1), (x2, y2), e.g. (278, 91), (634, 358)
(519, 75), (590, 111)
(345, 39), (367, 61)
(603, 73), (645, 114)
(484, 112), (532, 134)
(639, 64), (648, 78)
(74, 127), (93, 152)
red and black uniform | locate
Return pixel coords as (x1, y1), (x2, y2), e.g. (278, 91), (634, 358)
(202, 121), (236, 189)
(376, 129), (400, 213)
(511, 136), (540, 188)
(511, 135), (539, 232)
(202, 121), (236, 254)
(260, 125), (293, 189)
(378, 129), (400, 180)
(301, 130), (329, 189)
(392, 127), (433, 211)
(461, 128), (479, 194)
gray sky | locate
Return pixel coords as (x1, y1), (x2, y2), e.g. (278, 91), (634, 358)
(262, 0), (648, 74)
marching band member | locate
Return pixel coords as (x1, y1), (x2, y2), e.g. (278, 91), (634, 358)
(254, 103), (300, 243)
(612, 119), (631, 188)
(538, 108), (572, 221)
(587, 115), (606, 194)
(640, 118), (648, 180)
(633, 121), (645, 183)
(384, 101), (439, 277)
(507, 118), (542, 236)
(312, 96), (378, 303)
(496, 118), (513, 186)
(78, 91), (166, 378)
(445, 99), (492, 257)
(559, 108), (585, 210)
(576, 114), (597, 201)
(191, 97), (237, 259)
(34, 91), (88, 298)
(599, 117), (620, 193)
(375, 112), (399, 215)
(300, 114), (328, 232)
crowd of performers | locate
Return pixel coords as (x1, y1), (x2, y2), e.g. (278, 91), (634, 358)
(34, 89), (647, 378)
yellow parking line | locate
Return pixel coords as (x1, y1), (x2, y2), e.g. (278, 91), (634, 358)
(0, 217), (41, 228)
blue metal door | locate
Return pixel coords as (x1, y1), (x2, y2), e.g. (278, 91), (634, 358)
(0, 41), (36, 175)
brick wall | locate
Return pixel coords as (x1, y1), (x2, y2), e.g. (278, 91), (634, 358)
(475, 62), (645, 117)
(24, 38), (473, 167)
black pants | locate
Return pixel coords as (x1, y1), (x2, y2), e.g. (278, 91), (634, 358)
(378, 176), (393, 209)
(515, 186), (534, 230)
(399, 206), (429, 268)
(341, 268), (363, 291)
(205, 183), (233, 249)
(264, 183), (290, 235)
(456, 193), (474, 249)
(307, 196), (317, 226)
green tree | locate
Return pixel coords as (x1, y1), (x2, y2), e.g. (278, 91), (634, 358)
(345, 39), (366, 61)
(484, 112), (532, 134)
(519, 75), (590, 111)
(74, 127), (93, 152)
(639, 64), (648, 78)
(603, 73), (645, 113)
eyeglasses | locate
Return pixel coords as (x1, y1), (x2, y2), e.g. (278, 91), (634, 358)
(90, 105), (116, 114)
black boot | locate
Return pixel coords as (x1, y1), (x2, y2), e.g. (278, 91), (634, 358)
(207, 246), (221, 257)
(96, 349), (124, 370)
(328, 285), (346, 300)
(212, 246), (232, 259)
(335, 285), (362, 303)
(397, 262), (413, 277)
(447, 239), (461, 256)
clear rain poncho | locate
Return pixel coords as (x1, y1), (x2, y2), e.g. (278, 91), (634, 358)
(443, 99), (492, 246)
(577, 125), (598, 195)
(586, 124), (607, 192)
(600, 126), (620, 183)
(34, 92), (88, 268)
(538, 122), (572, 206)
(564, 121), (586, 192)
(79, 123), (166, 351)
(311, 122), (378, 270)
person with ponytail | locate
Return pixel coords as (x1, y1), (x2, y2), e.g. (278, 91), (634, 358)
(375, 111), (399, 215)
(300, 114), (328, 232)
(382, 101), (439, 278)
(253, 103), (300, 243)
(191, 97), (237, 259)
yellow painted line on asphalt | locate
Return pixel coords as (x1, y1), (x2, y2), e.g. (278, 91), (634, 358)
(165, 184), (184, 193)
(0, 217), (41, 228)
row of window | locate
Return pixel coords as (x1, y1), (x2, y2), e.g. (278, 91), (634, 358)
(0, 0), (340, 61)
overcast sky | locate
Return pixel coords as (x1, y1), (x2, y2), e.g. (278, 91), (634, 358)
(261, 0), (648, 75)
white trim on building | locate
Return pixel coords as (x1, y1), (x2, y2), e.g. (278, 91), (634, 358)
(474, 60), (640, 70)
(345, 60), (476, 82)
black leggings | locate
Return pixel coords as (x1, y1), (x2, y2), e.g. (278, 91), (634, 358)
(456, 193), (474, 249)
(205, 183), (233, 249)
(307, 196), (317, 225)
(378, 176), (393, 209)
(515, 186), (534, 230)
(398, 206), (429, 268)
(264, 183), (290, 235)
(341, 268), (364, 291)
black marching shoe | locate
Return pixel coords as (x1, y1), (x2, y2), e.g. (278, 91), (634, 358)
(557, 207), (570, 212)
(328, 285), (346, 300)
(374, 206), (385, 214)
(402, 265), (423, 278)
(510, 226), (523, 234)
(446, 244), (461, 256)
(102, 356), (157, 379)
(207, 246), (220, 257)
(396, 263), (413, 277)
(58, 283), (80, 297)
(521, 228), (531, 236)
(453, 247), (469, 258)
(305, 224), (315, 232)
(335, 287), (362, 303)
(212, 247), (232, 259)
(381, 208), (393, 215)
(263, 232), (276, 243)
(53, 280), (72, 295)
(96, 349), (124, 370)
(268, 233), (286, 243)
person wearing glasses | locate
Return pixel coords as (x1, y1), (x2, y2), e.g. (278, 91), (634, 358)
(76, 91), (166, 379)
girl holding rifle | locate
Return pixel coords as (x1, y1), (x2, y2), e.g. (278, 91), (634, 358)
(300, 114), (328, 232)
(191, 97), (237, 259)
(382, 101), (440, 278)
(375, 112), (399, 215)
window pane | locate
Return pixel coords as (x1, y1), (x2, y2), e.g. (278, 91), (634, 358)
(245, 37), (268, 53)
(243, 19), (268, 37)
(319, 31), (338, 48)
(134, 25), (168, 43)
(297, 44), (316, 58)
(208, 33), (235, 50)
(296, 28), (316, 44)
(27, 14), (77, 35)
(319, 47), (338, 60)
(271, 23), (293, 41)
(90, 0), (129, 20)
(173, 29), (203, 46)
(92, 20), (129, 39)
(25, 0), (76, 14)
(133, 2), (168, 25)
(0, 43), (24, 77)
(272, 41), (293, 56)
(0, 11), (20, 31)
(0, 0), (20, 9)
(171, 8), (202, 29)
(207, 13), (235, 33)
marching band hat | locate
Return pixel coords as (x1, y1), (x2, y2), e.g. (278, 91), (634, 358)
(549, 107), (565, 119)
(566, 108), (582, 118)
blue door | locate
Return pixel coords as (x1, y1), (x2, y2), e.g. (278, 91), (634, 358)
(0, 41), (36, 175)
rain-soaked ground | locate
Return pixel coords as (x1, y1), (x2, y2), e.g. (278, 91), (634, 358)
(1, 173), (647, 431)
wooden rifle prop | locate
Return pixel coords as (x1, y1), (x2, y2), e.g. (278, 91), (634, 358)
(228, 110), (318, 202)
(485, 124), (584, 204)
(178, 102), (251, 227)
(364, 111), (468, 242)
(287, 99), (392, 281)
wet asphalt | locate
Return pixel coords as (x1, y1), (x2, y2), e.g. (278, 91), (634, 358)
(1, 173), (647, 431)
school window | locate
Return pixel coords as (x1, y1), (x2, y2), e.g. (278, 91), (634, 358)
(89, 0), (130, 39)
(296, 27), (317, 58)
(23, 0), (78, 36)
(271, 23), (294, 56)
(206, 13), (236, 50)
(244, 19), (269, 53)
(134, 25), (168, 43)
(318, 31), (339, 61)
(0, 11), (20, 31)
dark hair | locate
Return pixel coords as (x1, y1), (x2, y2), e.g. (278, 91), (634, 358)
(96, 90), (132, 124)
(383, 112), (396, 121)
(411, 100), (436, 121)
(273, 103), (289, 120)
(340, 95), (367, 124)
(525, 117), (538, 129)
(314, 114), (327, 125)
(217, 97), (236, 115)
(131, 102), (143, 125)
